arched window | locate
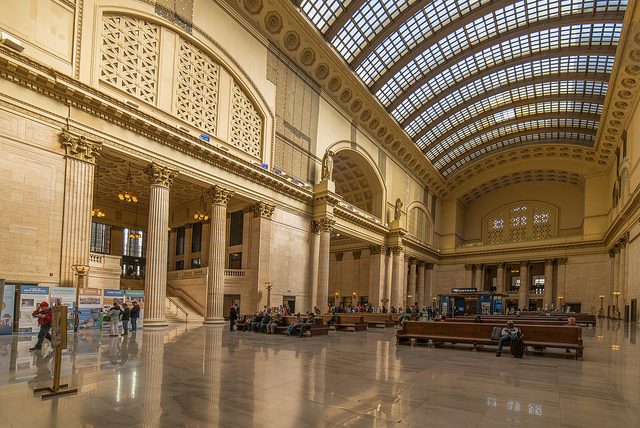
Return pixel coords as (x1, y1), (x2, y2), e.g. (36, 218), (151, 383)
(484, 203), (556, 245)
(408, 206), (432, 245)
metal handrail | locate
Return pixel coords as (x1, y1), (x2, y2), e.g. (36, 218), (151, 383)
(167, 296), (189, 323)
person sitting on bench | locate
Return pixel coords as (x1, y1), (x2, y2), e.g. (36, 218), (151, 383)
(266, 312), (283, 334)
(298, 313), (317, 337)
(285, 314), (303, 336)
(326, 312), (339, 326)
(496, 320), (519, 357)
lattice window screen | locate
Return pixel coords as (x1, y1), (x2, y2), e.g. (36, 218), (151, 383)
(509, 206), (528, 242)
(230, 82), (262, 157)
(487, 211), (505, 244)
(100, 15), (159, 104)
(409, 207), (430, 244)
(532, 206), (552, 240)
(176, 39), (219, 135)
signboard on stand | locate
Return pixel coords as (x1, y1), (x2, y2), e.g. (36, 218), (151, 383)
(77, 289), (102, 331)
(0, 283), (15, 335)
(18, 286), (49, 334)
(50, 287), (76, 331)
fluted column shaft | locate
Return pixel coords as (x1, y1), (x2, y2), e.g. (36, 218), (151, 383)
(205, 185), (234, 323)
(368, 246), (385, 309)
(384, 248), (393, 311)
(608, 249), (616, 315)
(474, 265), (483, 290)
(417, 262), (425, 307)
(496, 263), (505, 295)
(316, 221), (333, 312)
(425, 264), (434, 306)
(557, 258), (567, 307)
(391, 248), (404, 310)
(519, 261), (529, 309)
(59, 132), (101, 287)
(544, 259), (554, 309)
(144, 163), (177, 327)
(618, 243), (627, 309)
(408, 260), (417, 307)
(309, 229), (320, 312)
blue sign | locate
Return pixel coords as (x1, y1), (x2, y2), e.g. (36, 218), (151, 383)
(199, 134), (210, 142)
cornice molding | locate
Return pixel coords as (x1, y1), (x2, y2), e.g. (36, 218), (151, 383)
(0, 47), (313, 204)
(333, 205), (388, 237)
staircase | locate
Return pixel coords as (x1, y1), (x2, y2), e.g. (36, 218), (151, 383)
(165, 296), (204, 323)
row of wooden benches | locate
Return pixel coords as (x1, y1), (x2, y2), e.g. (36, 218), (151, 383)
(396, 321), (584, 359)
(238, 313), (396, 334)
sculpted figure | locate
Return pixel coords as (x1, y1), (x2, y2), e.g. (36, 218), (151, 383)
(321, 150), (334, 181)
(394, 198), (403, 220)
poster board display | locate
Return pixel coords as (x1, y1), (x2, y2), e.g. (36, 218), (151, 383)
(102, 289), (125, 333)
(77, 288), (102, 331)
(50, 287), (76, 331)
(18, 286), (49, 334)
(0, 284), (15, 335)
(125, 290), (144, 328)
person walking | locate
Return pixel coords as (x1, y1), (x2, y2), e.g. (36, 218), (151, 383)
(29, 302), (52, 351)
(130, 301), (140, 331)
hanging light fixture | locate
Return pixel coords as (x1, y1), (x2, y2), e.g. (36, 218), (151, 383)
(118, 162), (138, 203)
(194, 187), (209, 221)
(129, 204), (141, 239)
(92, 165), (106, 218)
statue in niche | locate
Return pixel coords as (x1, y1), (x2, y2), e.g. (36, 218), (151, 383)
(394, 198), (403, 220)
(321, 150), (334, 181)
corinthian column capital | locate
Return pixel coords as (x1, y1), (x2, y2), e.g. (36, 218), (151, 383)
(61, 130), (102, 163)
(206, 185), (234, 206)
(316, 218), (336, 232)
(145, 162), (178, 188)
(251, 201), (275, 219)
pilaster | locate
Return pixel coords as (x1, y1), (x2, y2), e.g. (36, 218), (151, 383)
(519, 261), (529, 309)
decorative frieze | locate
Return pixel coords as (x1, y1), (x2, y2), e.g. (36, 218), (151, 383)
(251, 201), (275, 219)
(206, 185), (234, 206)
(145, 163), (178, 188)
(61, 130), (102, 163)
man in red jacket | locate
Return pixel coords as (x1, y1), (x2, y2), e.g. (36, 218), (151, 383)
(29, 302), (52, 351)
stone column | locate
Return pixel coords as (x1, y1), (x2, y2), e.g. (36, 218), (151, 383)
(417, 261), (426, 307)
(474, 264), (483, 290)
(384, 247), (393, 311)
(608, 248), (616, 316)
(403, 255), (409, 309)
(368, 245), (385, 309)
(390, 246), (405, 310)
(425, 263), (434, 306)
(618, 235), (628, 313)
(316, 218), (335, 313)
(496, 263), (505, 295)
(557, 258), (567, 308)
(249, 201), (275, 311)
(308, 222), (321, 312)
(465, 264), (473, 288)
(59, 131), (102, 287)
(518, 261), (529, 310)
(543, 258), (554, 309)
(407, 258), (417, 307)
(203, 185), (234, 324)
(143, 163), (177, 327)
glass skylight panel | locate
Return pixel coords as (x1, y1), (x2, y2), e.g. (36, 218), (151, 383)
(300, 0), (349, 34)
(397, 54), (614, 130)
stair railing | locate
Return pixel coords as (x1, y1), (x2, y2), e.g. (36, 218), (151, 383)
(167, 296), (188, 323)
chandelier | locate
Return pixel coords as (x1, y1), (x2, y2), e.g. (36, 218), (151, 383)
(129, 204), (141, 239)
(118, 163), (138, 203)
(92, 165), (106, 217)
(194, 188), (209, 221)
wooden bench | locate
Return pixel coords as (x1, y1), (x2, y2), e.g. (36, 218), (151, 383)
(396, 321), (584, 359)
(494, 313), (596, 326)
(317, 315), (368, 331)
(360, 313), (395, 328)
(275, 316), (329, 336)
(444, 318), (568, 326)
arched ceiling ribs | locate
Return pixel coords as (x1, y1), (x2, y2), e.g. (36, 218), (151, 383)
(400, 74), (610, 128)
(370, 11), (623, 95)
(417, 94), (605, 148)
(351, 0), (514, 69)
(386, 44), (617, 115)
(438, 134), (597, 173)
(325, 0), (368, 41)
(427, 112), (600, 158)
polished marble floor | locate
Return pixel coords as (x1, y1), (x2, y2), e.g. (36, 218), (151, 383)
(0, 319), (637, 427)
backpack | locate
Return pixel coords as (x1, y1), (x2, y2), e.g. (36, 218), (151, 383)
(510, 331), (524, 358)
(490, 326), (502, 340)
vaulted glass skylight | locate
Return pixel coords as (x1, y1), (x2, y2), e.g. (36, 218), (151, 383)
(297, 0), (627, 178)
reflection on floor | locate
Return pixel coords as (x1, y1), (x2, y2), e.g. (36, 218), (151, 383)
(0, 319), (638, 427)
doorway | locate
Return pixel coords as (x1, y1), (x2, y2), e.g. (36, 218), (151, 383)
(529, 299), (543, 311)
(223, 294), (241, 319)
(464, 299), (478, 315)
(631, 299), (637, 322)
(283, 296), (296, 313)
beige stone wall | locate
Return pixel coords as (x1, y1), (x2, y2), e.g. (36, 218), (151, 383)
(328, 251), (371, 305)
(0, 110), (65, 286)
(562, 253), (610, 313)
